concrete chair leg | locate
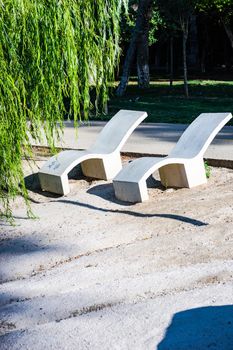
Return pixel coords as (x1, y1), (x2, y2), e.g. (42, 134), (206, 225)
(81, 153), (122, 180)
(114, 179), (148, 203)
(158, 158), (207, 189)
(39, 172), (70, 196)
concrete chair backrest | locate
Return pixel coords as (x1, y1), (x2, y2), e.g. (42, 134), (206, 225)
(169, 113), (232, 159)
(90, 109), (147, 154)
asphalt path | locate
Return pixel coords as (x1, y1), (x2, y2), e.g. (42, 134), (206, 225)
(31, 120), (233, 163)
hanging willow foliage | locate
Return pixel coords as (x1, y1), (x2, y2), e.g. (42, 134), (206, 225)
(0, 0), (128, 219)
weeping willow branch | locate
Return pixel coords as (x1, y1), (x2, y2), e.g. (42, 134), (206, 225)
(0, 0), (127, 219)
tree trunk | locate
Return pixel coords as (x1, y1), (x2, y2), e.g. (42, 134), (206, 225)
(200, 46), (206, 73)
(136, 16), (150, 88)
(115, 39), (137, 96)
(116, 0), (152, 96)
(222, 20), (233, 49)
(187, 15), (199, 68)
(182, 20), (189, 98)
(169, 36), (174, 86)
(200, 16), (209, 73)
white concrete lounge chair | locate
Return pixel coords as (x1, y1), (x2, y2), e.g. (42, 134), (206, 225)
(38, 109), (147, 195)
(113, 112), (232, 203)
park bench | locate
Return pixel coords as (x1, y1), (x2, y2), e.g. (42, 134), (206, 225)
(113, 112), (232, 203)
(38, 109), (147, 195)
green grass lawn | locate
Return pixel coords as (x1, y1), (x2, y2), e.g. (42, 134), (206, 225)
(98, 79), (233, 125)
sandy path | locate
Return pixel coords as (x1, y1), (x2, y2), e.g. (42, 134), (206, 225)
(0, 161), (233, 349)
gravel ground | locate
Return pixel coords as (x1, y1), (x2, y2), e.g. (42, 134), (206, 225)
(0, 158), (233, 349)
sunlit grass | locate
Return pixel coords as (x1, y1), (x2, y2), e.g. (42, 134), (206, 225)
(103, 79), (233, 124)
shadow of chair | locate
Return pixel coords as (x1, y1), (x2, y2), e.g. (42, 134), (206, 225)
(158, 305), (233, 350)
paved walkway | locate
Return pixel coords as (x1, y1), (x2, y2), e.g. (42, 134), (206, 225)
(32, 120), (233, 163)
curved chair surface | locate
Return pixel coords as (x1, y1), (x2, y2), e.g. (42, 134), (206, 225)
(170, 113), (232, 158)
(113, 112), (232, 202)
(38, 109), (147, 194)
(90, 109), (148, 154)
(115, 156), (185, 183)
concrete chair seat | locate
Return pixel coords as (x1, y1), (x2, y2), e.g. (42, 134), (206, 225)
(113, 112), (232, 203)
(38, 109), (147, 195)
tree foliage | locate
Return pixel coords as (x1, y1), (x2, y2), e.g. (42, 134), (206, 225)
(120, 0), (162, 46)
(157, 0), (198, 97)
(0, 0), (127, 219)
(198, 0), (232, 12)
(197, 0), (233, 48)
